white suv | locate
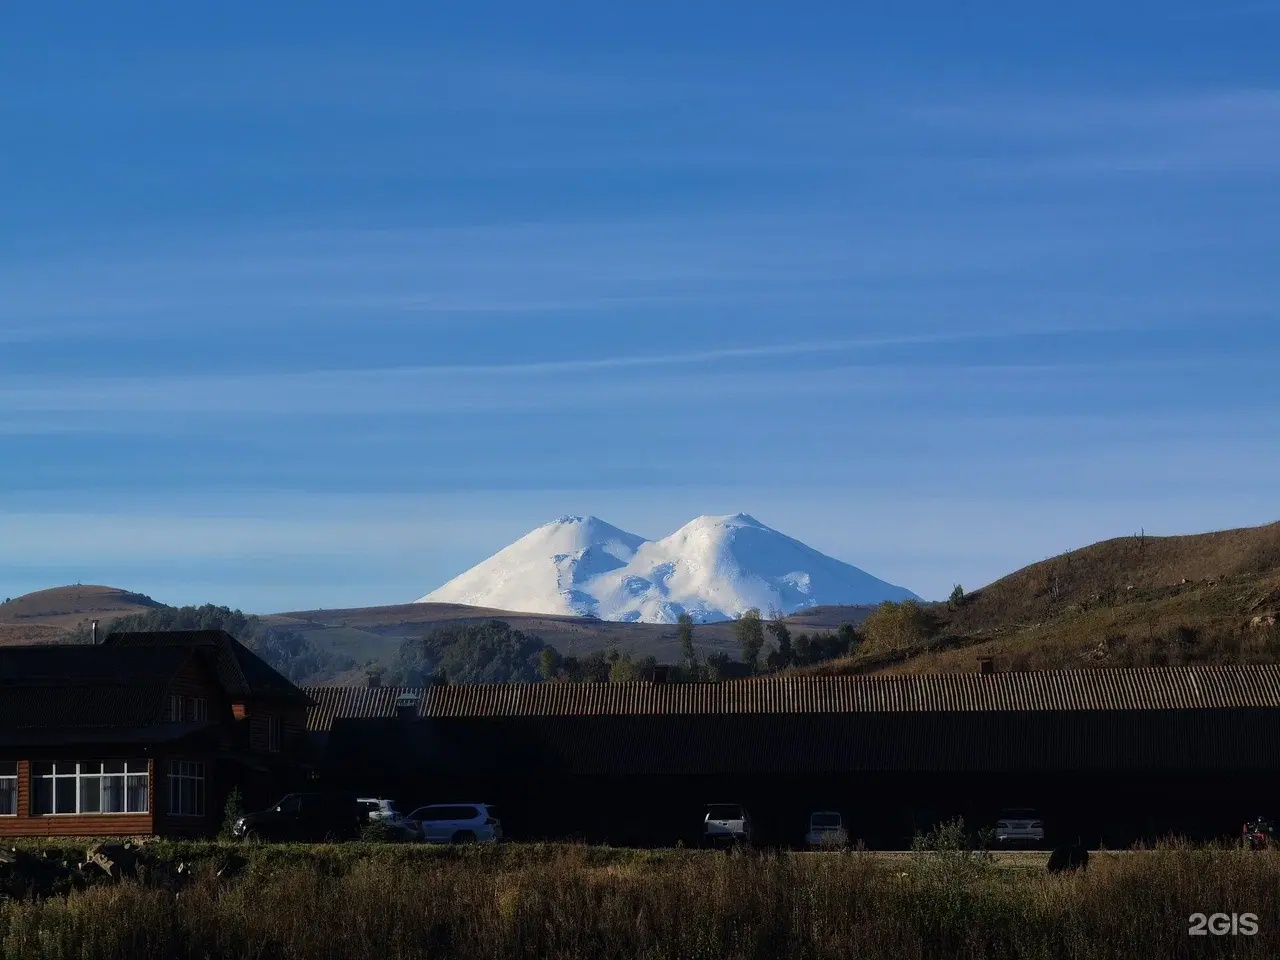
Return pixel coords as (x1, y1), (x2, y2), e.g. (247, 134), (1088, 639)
(357, 797), (420, 841)
(704, 803), (752, 846)
(407, 802), (503, 844)
(805, 811), (849, 848)
(995, 808), (1045, 848)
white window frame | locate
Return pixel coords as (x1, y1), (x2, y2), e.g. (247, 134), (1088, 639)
(192, 697), (208, 722)
(168, 694), (186, 722)
(0, 761), (16, 816)
(267, 714), (281, 752)
(167, 761), (206, 817)
(31, 761), (149, 815)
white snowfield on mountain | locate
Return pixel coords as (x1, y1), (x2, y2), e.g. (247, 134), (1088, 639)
(415, 513), (919, 624)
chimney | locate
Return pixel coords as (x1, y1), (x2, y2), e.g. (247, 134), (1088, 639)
(366, 670), (382, 688)
(394, 692), (420, 722)
(91, 620), (98, 645)
(978, 656), (994, 675)
(651, 664), (670, 685)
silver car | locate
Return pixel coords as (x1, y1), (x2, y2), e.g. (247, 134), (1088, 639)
(995, 808), (1045, 847)
(357, 797), (421, 841)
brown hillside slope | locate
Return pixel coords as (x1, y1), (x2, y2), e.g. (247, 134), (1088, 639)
(800, 520), (1280, 676)
(0, 585), (166, 644)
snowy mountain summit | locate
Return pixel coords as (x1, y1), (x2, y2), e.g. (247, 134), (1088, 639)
(415, 513), (919, 623)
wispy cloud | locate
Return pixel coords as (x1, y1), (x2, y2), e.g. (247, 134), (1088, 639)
(913, 88), (1280, 177)
(0, 327), (1178, 417)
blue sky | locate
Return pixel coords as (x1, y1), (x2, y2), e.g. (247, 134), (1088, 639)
(2, 1), (1278, 612)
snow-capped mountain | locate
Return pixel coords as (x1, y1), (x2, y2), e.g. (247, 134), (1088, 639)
(416, 513), (919, 623)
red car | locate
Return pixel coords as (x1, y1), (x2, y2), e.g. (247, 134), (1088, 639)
(1243, 817), (1274, 850)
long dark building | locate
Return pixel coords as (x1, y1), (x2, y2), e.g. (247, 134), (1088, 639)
(304, 665), (1280, 848)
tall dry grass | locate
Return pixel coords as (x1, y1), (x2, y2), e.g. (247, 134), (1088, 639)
(2, 842), (1277, 959)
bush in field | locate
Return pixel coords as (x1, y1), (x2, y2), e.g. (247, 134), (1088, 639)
(218, 787), (244, 841)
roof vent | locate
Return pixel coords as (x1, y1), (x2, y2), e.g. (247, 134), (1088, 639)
(394, 692), (421, 708)
(91, 620), (99, 645)
(978, 656), (994, 675)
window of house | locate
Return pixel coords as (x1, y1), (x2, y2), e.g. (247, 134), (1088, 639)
(31, 760), (148, 815)
(167, 761), (205, 816)
(0, 761), (16, 815)
(167, 695), (186, 722)
(267, 714), (281, 752)
(192, 698), (208, 722)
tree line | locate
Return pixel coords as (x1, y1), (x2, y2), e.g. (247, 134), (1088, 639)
(61, 604), (357, 684)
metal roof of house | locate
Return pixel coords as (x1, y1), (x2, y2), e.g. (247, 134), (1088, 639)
(0, 645), (194, 731)
(105, 630), (311, 704)
(302, 665), (1280, 732)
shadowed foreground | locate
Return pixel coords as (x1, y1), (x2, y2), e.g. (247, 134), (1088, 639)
(2, 842), (1277, 959)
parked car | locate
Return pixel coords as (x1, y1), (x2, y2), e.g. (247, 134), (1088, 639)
(233, 792), (363, 842)
(994, 808), (1045, 848)
(704, 803), (752, 846)
(406, 803), (503, 844)
(805, 810), (848, 848)
(358, 797), (421, 841)
(1243, 815), (1275, 850)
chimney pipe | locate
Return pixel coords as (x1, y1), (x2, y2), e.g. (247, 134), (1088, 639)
(91, 620), (98, 645)
(978, 656), (994, 675)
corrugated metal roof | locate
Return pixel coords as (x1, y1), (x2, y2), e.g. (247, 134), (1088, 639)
(303, 665), (1280, 731)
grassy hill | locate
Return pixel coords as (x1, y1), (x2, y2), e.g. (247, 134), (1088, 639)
(0, 585), (167, 644)
(801, 521), (1280, 676)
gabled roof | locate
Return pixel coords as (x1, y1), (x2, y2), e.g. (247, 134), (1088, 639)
(105, 630), (311, 704)
(0, 644), (193, 731)
(303, 665), (1280, 731)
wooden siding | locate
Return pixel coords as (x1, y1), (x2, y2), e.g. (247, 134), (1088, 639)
(241, 704), (307, 755)
(0, 759), (155, 839)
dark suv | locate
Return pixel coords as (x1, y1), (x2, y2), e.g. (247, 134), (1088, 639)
(232, 792), (363, 842)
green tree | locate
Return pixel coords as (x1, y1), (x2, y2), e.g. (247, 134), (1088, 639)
(949, 584), (966, 606)
(608, 650), (651, 682)
(862, 600), (933, 654)
(793, 632), (813, 665)
(705, 651), (731, 681)
(538, 647), (559, 681)
(765, 608), (793, 668)
(734, 607), (766, 672)
(677, 612), (696, 666)
(836, 622), (860, 656)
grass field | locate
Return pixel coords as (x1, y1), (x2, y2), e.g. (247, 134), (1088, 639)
(2, 840), (1277, 959)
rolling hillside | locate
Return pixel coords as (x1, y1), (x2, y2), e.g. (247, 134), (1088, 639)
(0, 585), (167, 644)
(802, 521), (1280, 676)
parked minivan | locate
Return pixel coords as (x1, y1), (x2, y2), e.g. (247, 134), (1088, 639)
(233, 792), (363, 842)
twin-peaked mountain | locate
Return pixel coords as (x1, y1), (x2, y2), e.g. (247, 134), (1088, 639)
(416, 513), (919, 624)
